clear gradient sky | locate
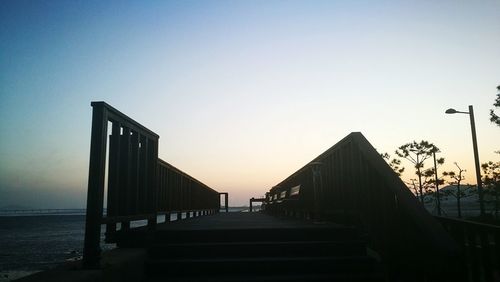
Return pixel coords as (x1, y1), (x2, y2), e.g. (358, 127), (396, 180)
(1, 0), (499, 208)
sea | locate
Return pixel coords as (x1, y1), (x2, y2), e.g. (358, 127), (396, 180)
(0, 207), (249, 281)
(0, 212), (87, 281)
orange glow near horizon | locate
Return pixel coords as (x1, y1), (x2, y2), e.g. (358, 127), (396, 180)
(1, 1), (499, 208)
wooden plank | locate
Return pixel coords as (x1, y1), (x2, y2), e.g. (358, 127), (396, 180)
(156, 212), (348, 231)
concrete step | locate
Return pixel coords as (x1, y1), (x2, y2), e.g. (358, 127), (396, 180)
(148, 240), (368, 259)
(146, 256), (380, 277)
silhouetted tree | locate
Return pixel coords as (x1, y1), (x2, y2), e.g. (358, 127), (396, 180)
(421, 156), (445, 214)
(443, 163), (467, 218)
(381, 152), (405, 176)
(490, 85), (500, 127)
(409, 179), (420, 198)
(396, 141), (440, 202)
(482, 153), (500, 220)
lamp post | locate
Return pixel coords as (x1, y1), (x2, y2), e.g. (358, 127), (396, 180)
(445, 105), (485, 217)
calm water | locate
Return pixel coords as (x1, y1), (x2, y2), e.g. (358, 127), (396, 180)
(0, 214), (88, 281)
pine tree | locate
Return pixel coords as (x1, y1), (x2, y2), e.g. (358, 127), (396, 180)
(489, 85), (500, 127)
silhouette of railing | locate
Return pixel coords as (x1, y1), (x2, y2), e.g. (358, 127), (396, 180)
(437, 216), (500, 281)
(263, 132), (460, 280)
(249, 197), (265, 212)
(156, 159), (221, 218)
(83, 102), (220, 268)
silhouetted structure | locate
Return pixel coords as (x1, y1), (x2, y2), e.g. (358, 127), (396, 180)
(219, 192), (229, 213)
(83, 102), (499, 281)
(263, 132), (499, 281)
(83, 102), (221, 268)
(249, 197), (265, 212)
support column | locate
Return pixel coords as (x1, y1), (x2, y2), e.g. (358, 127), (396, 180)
(83, 104), (108, 269)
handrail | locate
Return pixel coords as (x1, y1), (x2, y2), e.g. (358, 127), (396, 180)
(157, 158), (219, 194)
(90, 101), (159, 139)
(436, 216), (500, 230)
(264, 132), (460, 279)
(83, 102), (221, 268)
(435, 216), (500, 281)
(157, 158), (220, 213)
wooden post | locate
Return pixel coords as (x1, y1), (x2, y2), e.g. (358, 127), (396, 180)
(225, 193), (229, 212)
(105, 122), (120, 241)
(147, 138), (158, 230)
(119, 127), (131, 231)
(83, 104), (108, 269)
(219, 193), (229, 212)
(311, 162), (323, 220)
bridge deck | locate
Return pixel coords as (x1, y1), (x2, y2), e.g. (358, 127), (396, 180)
(142, 213), (381, 281)
(157, 212), (346, 230)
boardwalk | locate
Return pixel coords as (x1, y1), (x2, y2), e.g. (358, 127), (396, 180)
(138, 212), (384, 282)
(156, 212), (345, 230)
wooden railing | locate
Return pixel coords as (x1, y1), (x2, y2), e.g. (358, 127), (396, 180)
(436, 216), (500, 282)
(157, 159), (221, 217)
(83, 102), (221, 268)
(263, 132), (460, 280)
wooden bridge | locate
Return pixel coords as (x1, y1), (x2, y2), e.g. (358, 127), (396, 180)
(119, 212), (385, 281)
(81, 102), (499, 282)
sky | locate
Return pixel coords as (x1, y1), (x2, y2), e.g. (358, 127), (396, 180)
(1, 0), (499, 208)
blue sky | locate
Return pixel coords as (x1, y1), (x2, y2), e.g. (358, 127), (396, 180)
(1, 0), (499, 208)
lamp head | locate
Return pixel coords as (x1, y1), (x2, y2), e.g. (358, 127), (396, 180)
(445, 108), (458, 114)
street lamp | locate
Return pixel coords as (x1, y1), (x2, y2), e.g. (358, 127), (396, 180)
(445, 105), (485, 217)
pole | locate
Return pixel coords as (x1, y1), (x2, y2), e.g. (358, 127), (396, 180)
(83, 104), (108, 268)
(468, 105), (485, 217)
(433, 151), (441, 216)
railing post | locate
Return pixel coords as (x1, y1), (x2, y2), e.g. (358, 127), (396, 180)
(218, 194), (221, 212)
(147, 138), (159, 230)
(225, 193), (229, 212)
(219, 192), (229, 212)
(106, 122), (120, 240)
(310, 162), (323, 220)
(83, 103), (108, 269)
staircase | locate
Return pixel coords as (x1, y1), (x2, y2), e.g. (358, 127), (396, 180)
(145, 221), (385, 281)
